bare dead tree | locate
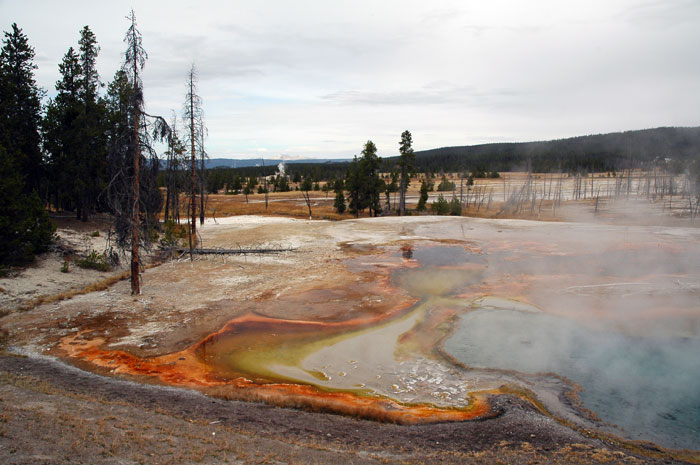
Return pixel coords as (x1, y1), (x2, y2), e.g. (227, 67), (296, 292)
(105, 10), (170, 295)
(163, 112), (187, 223)
(199, 118), (208, 225)
(184, 63), (204, 259)
(300, 177), (313, 219)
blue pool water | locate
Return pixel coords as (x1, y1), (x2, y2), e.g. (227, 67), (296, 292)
(444, 308), (700, 450)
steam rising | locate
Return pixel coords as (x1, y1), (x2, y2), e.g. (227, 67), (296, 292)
(426, 210), (700, 450)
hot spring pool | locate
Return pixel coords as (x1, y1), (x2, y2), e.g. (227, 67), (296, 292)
(444, 307), (700, 450)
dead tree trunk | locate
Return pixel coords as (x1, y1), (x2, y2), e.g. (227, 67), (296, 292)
(131, 63), (141, 295)
(125, 13), (143, 294)
(199, 130), (205, 225)
(189, 76), (197, 259)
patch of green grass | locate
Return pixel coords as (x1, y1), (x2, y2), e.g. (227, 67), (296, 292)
(75, 250), (111, 272)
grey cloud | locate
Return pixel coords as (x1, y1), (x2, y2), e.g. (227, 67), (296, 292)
(617, 0), (700, 27)
(212, 20), (408, 69)
(419, 6), (547, 36)
(321, 84), (527, 108)
(143, 30), (268, 83)
(420, 7), (466, 26)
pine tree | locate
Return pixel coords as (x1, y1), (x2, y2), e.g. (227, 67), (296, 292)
(42, 47), (82, 213)
(76, 25), (107, 222)
(345, 156), (362, 217)
(360, 140), (383, 217)
(417, 179), (429, 211)
(0, 23), (43, 195)
(333, 178), (346, 214)
(397, 130), (414, 215)
(43, 27), (107, 222)
(231, 175), (242, 194)
(0, 24), (54, 265)
(0, 145), (55, 265)
(344, 141), (384, 217)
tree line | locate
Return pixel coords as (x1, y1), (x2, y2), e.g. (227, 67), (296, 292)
(203, 127), (700, 196)
(401, 126), (700, 174)
(0, 15), (207, 295)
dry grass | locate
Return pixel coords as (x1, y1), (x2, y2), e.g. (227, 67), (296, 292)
(192, 192), (355, 221)
(163, 174), (602, 223)
(12, 259), (167, 314)
(0, 370), (348, 465)
(0, 371), (57, 395)
(14, 269), (131, 313)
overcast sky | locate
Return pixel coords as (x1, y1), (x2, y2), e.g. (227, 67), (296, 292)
(2, 0), (699, 159)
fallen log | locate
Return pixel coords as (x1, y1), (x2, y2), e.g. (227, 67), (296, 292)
(173, 247), (296, 255)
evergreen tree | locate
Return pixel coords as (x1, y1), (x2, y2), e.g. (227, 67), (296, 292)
(430, 194), (450, 215)
(437, 175), (456, 192)
(42, 47), (82, 213)
(0, 24), (54, 265)
(345, 156), (362, 217)
(0, 23), (43, 195)
(397, 130), (414, 215)
(361, 140), (382, 216)
(344, 141), (384, 217)
(333, 178), (346, 214)
(43, 27), (107, 222)
(231, 174), (242, 194)
(0, 145), (55, 265)
(449, 196), (462, 216)
(417, 179), (429, 211)
(75, 25), (107, 222)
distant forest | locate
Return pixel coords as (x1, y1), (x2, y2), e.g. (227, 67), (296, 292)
(208, 127), (700, 185)
(402, 126), (700, 174)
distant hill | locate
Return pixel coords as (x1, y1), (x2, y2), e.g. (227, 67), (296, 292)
(205, 158), (351, 169)
(384, 126), (700, 173)
(199, 127), (700, 181)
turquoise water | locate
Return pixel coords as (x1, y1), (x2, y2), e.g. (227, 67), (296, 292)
(444, 308), (700, 450)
